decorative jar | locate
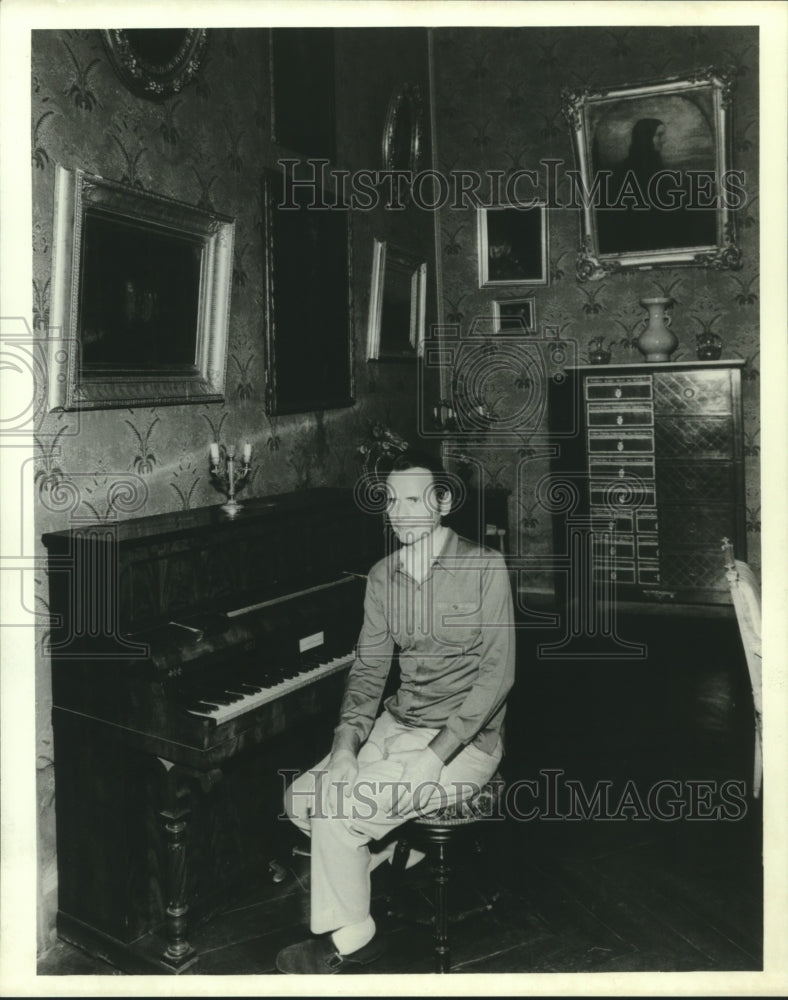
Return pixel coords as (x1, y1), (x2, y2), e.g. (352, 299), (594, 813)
(696, 332), (722, 360)
(638, 297), (678, 362)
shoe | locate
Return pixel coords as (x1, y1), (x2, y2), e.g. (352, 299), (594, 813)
(276, 934), (385, 974)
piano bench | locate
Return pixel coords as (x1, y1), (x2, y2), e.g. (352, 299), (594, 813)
(385, 774), (504, 974)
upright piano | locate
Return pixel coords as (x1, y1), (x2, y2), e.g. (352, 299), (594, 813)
(43, 487), (382, 973)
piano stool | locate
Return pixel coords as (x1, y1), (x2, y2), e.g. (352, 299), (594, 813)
(385, 773), (505, 974)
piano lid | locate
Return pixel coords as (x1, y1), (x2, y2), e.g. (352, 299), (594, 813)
(41, 487), (356, 550)
(43, 486), (382, 641)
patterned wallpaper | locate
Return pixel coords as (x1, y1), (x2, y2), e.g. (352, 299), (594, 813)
(31, 26), (435, 951)
(31, 24), (761, 955)
(430, 26), (760, 593)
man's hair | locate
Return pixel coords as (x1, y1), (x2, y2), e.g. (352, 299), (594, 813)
(387, 449), (453, 505)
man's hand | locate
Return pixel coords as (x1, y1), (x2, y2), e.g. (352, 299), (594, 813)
(388, 746), (444, 814)
(324, 748), (358, 815)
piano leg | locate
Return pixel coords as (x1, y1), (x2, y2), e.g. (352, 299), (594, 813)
(156, 758), (198, 972)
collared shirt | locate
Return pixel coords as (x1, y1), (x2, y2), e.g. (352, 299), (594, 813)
(332, 529), (515, 763)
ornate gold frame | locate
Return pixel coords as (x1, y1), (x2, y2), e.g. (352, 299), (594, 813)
(562, 67), (742, 280)
(48, 165), (234, 411)
(102, 29), (208, 101)
(381, 83), (425, 174)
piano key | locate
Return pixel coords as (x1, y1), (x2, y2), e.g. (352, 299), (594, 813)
(202, 692), (242, 706)
(184, 649), (355, 724)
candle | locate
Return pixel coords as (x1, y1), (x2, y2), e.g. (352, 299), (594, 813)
(243, 442), (252, 463)
(210, 442), (220, 463)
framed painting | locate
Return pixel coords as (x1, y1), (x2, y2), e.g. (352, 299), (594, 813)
(262, 169), (354, 414)
(478, 203), (548, 288)
(366, 239), (426, 361)
(48, 165), (234, 411)
(492, 297), (536, 334)
(562, 68), (742, 279)
(270, 28), (336, 161)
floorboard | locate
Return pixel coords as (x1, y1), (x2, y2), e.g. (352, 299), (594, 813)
(39, 806), (762, 977)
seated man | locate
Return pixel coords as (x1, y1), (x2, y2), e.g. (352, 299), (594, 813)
(276, 450), (515, 974)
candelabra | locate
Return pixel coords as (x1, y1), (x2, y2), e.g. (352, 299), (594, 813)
(431, 398), (490, 433)
(209, 441), (252, 516)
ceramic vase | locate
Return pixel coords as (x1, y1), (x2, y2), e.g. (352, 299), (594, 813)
(638, 297), (678, 362)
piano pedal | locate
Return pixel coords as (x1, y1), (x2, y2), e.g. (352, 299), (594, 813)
(268, 859), (288, 884)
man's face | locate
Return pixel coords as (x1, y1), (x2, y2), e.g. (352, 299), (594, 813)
(386, 468), (449, 545)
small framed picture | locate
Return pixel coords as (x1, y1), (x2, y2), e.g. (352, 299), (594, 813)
(492, 298), (536, 334)
(478, 203), (548, 288)
(366, 239), (427, 361)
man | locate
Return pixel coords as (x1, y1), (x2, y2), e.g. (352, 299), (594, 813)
(276, 450), (515, 974)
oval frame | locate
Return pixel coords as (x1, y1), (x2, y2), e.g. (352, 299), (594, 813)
(102, 28), (209, 101)
(381, 83), (425, 175)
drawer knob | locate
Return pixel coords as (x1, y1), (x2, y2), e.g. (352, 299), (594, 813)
(614, 388), (622, 398)
(616, 414), (624, 425)
(618, 468), (625, 477)
(683, 387), (695, 399)
(617, 440), (624, 451)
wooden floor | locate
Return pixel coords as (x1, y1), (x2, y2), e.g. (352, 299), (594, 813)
(38, 790), (762, 976)
(38, 609), (763, 976)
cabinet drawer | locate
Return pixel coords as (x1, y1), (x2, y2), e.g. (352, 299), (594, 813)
(593, 535), (635, 559)
(638, 563), (662, 585)
(586, 403), (654, 427)
(659, 548), (728, 590)
(636, 510), (659, 534)
(590, 510), (633, 534)
(590, 481), (656, 508)
(656, 461), (736, 501)
(588, 457), (655, 480)
(637, 538), (659, 560)
(653, 370), (732, 414)
(657, 505), (737, 546)
(593, 562), (636, 584)
(585, 376), (652, 401)
(655, 416), (734, 460)
(588, 429), (654, 454)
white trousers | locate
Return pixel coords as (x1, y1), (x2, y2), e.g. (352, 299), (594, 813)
(284, 711), (501, 935)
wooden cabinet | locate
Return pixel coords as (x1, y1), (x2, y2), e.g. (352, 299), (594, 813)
(548, 360), (746, 606)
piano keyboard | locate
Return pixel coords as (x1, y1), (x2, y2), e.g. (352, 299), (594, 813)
(183, 648), (355, 726)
